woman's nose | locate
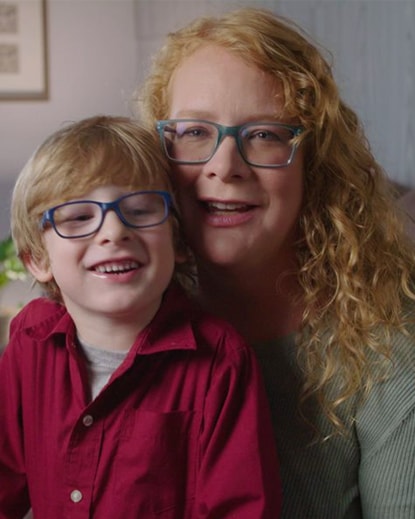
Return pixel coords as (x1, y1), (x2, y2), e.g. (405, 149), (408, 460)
(203, 135), (252, 182)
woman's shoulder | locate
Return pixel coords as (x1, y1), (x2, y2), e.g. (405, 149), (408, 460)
(389, 296), (415, 366)
(356, 298), (415, 454)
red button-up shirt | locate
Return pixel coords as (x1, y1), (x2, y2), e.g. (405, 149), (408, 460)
(0, 286), (281, 519)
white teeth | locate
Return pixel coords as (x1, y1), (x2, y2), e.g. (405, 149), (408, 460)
(207, 202), (249, 211)
(94, 261), (139, 273)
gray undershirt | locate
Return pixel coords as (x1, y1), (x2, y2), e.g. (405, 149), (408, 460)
(77, 338), (128, 401)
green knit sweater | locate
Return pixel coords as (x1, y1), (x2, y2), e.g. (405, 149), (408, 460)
(254, 316), (415, 519)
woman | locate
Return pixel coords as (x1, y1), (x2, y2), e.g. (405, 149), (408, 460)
(136, 7), (415, 518)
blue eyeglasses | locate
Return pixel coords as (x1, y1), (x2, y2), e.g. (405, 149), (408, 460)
(156, 119), (304, 168)
(40, 190), (172, 239)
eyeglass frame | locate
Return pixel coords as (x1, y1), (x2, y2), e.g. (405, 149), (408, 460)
(156, 119), (304, 168)
(40, 190), (173, 239)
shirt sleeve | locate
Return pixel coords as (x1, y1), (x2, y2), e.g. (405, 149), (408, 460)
(194, 328), (282, 519)
(0, 339), (31, 519)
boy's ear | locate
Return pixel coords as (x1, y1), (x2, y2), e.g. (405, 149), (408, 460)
(23, 253), (53, 283)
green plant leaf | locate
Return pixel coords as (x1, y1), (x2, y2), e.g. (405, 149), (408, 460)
(0, 236), (26, 288)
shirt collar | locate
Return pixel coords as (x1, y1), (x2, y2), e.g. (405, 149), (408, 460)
(134, 284), (197, 355)
(17, 284), (198, 355)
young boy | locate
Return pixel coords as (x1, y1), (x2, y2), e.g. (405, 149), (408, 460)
(0, 116), (281, 519)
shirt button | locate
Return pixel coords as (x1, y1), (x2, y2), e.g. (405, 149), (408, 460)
(82, 414), (94, 427)
(70, 489), (83, 503)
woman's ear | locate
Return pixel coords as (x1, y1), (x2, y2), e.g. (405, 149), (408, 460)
(23, 253), (53, 283)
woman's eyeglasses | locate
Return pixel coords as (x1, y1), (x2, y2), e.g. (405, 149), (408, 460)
(156, 119), (303, 168)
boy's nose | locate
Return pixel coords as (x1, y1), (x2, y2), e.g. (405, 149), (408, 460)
(95, 210), (132, 243)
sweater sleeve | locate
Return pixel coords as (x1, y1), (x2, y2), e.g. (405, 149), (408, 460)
(357, 327), (415, 519)
(194, 327), (282, 519)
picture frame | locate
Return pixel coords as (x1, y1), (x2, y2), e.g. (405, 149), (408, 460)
(0, 0), (48, 100)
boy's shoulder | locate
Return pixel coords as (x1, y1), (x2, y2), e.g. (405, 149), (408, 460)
(158, 285), (251, 357)
(9, 297), (68, 339)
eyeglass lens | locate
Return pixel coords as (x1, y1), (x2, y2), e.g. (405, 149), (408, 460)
(51, 192), (168, 238)
(161, 120), (298, 166)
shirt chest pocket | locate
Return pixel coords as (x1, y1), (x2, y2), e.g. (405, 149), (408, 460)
(114, 409), (198, 516)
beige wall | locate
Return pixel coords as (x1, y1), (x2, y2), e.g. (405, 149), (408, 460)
(0, 0), (138, 182)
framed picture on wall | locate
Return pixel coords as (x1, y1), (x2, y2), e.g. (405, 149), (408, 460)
(0, 0), (48, 100)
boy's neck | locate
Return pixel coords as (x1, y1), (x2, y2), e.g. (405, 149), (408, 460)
(67, 303), (161, 352)
(76, 321), (139, 352)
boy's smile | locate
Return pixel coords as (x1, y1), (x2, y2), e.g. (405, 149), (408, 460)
(90, 260), (141, 275)
(27, 185), (177, 347)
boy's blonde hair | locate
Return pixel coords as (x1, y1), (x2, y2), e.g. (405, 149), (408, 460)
(12, 115), (191, 300)
(137, 8), (415, 430)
